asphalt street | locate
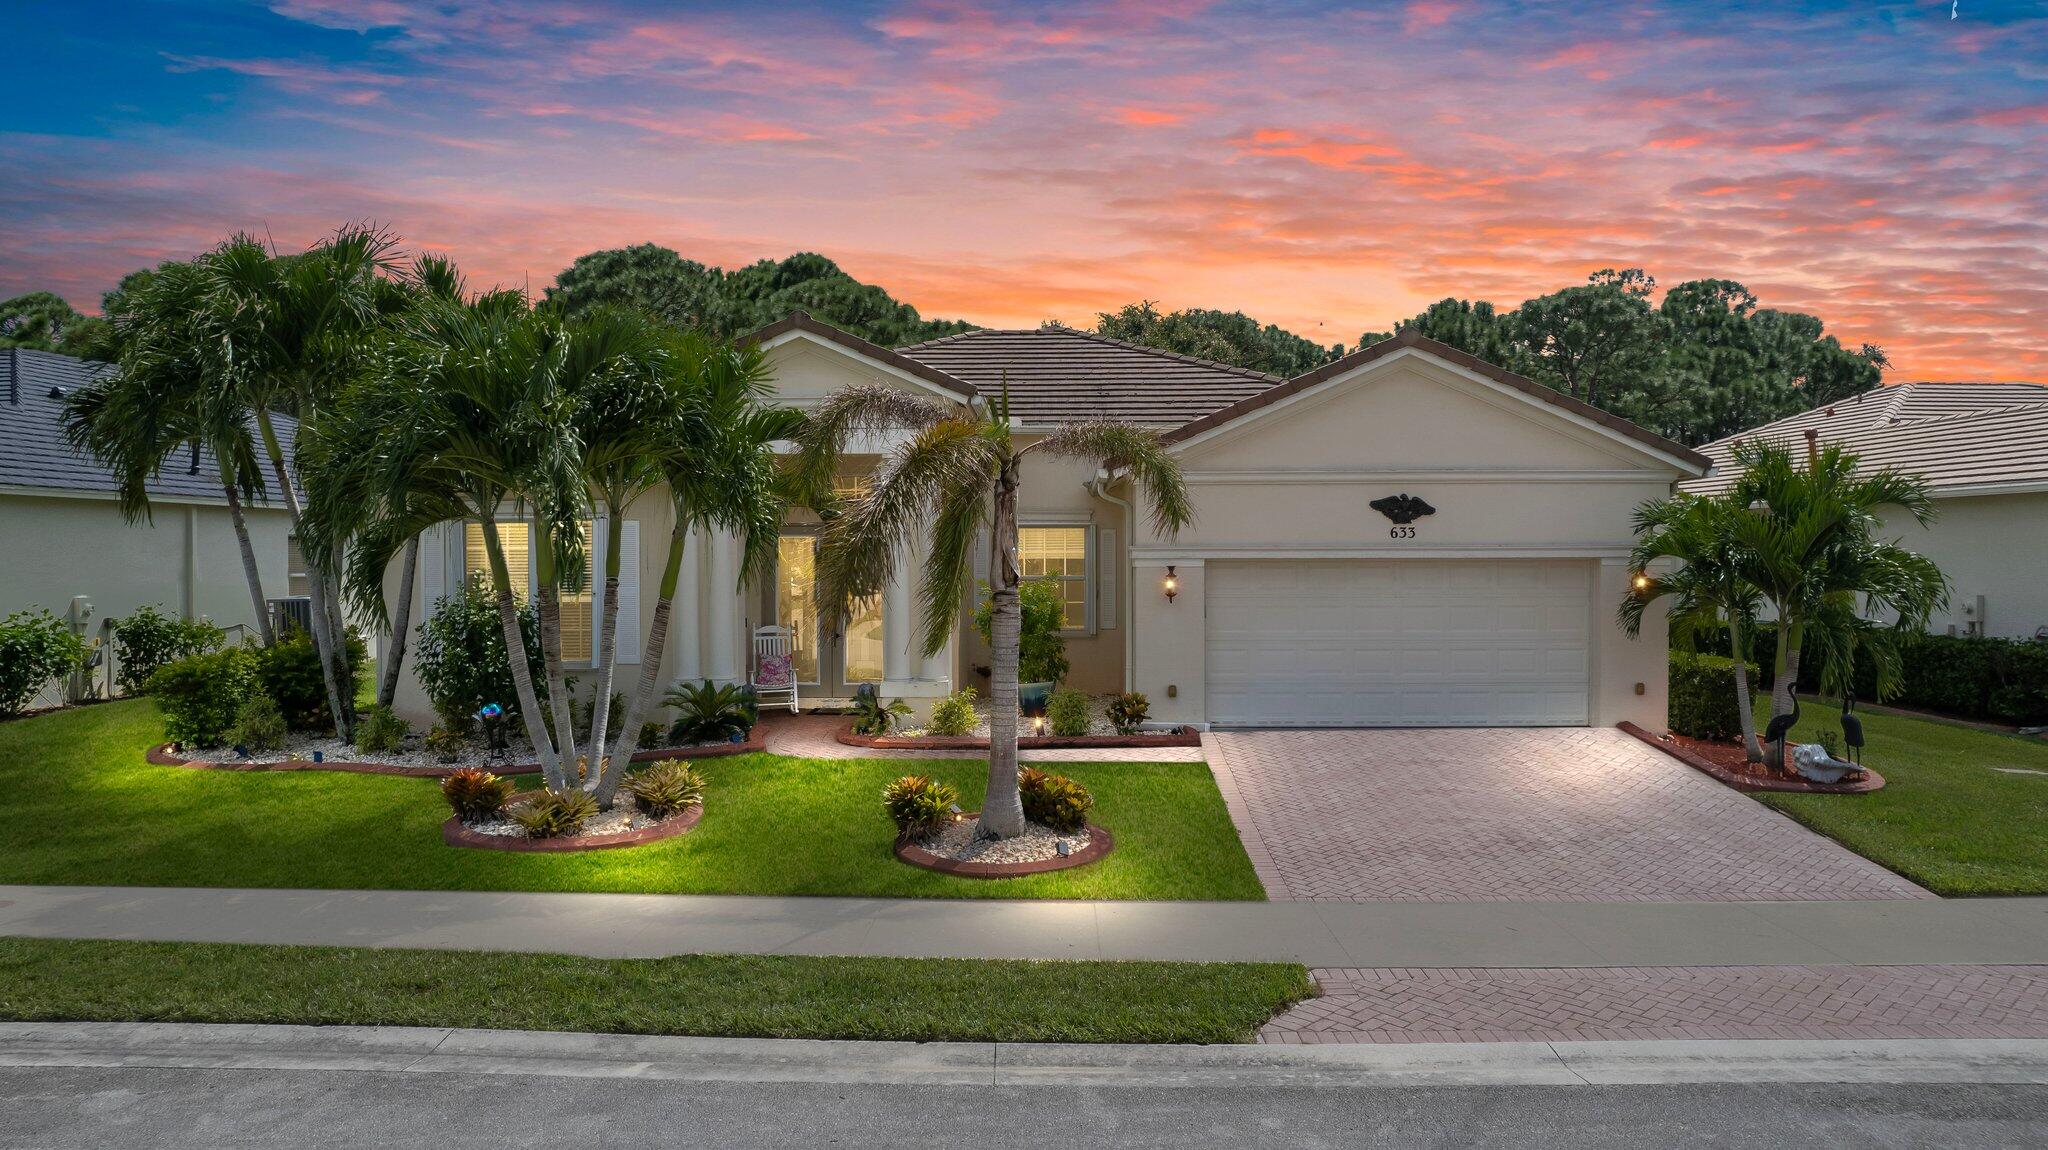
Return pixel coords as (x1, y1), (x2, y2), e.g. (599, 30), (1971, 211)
(1, 1064), (2043, 1148)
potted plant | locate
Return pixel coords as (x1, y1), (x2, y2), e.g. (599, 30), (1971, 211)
(978, 578), (1068, 732)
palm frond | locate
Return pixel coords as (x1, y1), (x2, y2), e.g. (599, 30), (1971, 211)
(1026, 420), (1194, 538)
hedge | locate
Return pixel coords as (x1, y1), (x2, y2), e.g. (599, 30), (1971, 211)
(1679, 629), (2048, 726)
(1669, 653), (1757, 741)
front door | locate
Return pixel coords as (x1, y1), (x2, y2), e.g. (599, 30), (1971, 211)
(772, 533), (885, 701)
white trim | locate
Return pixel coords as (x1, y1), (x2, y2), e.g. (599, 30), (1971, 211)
(1931, 481), (2048, 499)
(757, 330), (972, 404)
(1168, 346), (1708, 476)
(0, 484), (295, 512)
(1131, 545), (1627, 561)
(1182, 469), (1662, 486)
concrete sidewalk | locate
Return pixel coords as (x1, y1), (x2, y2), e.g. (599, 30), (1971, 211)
(4, 884), (2048, 967)
(6, 1021), (2048, 1088)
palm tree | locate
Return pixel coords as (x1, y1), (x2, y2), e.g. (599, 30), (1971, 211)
(315, 289), (585, 790)
(594, 336), (796, 808)
(1726, 439), (1948, 727)
(62, 258), (278, 648)
(193, 226), (402, 738)
(796, 389), (1192, 838)
(1620, 493), (1766, 761)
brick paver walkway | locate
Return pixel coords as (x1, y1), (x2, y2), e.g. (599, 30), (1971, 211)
(758, 713), (1205, 762)
(1204, 727), (1930, 902)
(1261, 964), (2048, 1044)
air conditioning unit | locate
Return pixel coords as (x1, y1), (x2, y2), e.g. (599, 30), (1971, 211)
(1958, 594), (1987, 637)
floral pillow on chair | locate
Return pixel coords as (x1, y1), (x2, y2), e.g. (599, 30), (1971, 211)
(756, 653), (794, 687)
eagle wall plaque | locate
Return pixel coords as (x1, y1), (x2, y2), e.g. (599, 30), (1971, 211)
(1369, 493), (1435, 525)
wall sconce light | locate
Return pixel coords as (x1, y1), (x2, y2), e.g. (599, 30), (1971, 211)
(1163, 565), (1178, 603)
(1632, 573), (1651, 593)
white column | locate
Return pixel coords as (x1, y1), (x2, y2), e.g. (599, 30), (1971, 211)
(707, 528), (742, 685)
(882, 541), (914, 687)
(673, 525), (703, 683)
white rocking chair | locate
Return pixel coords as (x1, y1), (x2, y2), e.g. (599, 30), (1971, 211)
(751, 625), (800, 713)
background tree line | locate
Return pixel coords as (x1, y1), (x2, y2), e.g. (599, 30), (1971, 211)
(10, 248), (1885, 448)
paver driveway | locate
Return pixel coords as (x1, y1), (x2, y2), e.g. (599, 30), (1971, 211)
(1203, 727), (1931, 902)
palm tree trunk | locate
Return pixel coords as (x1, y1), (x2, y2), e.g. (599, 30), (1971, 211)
(481, 514), (563, 791)
(597, 522), (686, 807)
(221, 482), (276, 648)
(256, 408), (350, 739)
(585, 511), (625, 792)
(979, 467), (1028, 839)
(377, 534), (419, 710)
(1728, 615), (1762, 762)
(533, 521), (579, 778)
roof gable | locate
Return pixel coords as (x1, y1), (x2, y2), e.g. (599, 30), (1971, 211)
(1164, 329), (1711, 474)
(741, 312), (976, 401)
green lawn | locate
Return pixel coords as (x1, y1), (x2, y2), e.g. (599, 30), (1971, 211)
(0, 937), (1310, 1044)
(0, 699), (1263, 900)
(1756, 708), (2048, 896)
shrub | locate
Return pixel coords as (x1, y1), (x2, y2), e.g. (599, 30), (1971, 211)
(0, 608), (91, 718)
(1668, 653), (1756, 741)
(413, 580), (546, 733)
(423, 725), (466, 763)
(440, 767), (513, 822)
(1106, 692), (1150, 735)
(512, 788), (598, 838)
(626, 760), (706, 817)
(148, 647), (257, 748)
(571, 690), (624, 744)
(1019, 767), (1094, 833)
(111, 605), (221, 695)
(850, 688), (913, 736)
(925, 688), (979, 737)
(663, 680), (758, 744)
(1679, 628), (2048, 727)
(881, 774), (957, 840)
(974, 577), (1070, 686)
(228, 694), (288, 752)
(638, 721), (666, 748)
(1046, 688), (1091, 737)
(354, 705), (410, 755)
(252, 627), (367, 732)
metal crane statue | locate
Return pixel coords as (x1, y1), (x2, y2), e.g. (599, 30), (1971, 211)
(1840, 690), (1865, 766)
(1763, 688), (1801, 774)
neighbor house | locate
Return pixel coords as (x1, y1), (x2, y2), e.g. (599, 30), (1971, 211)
(385, 315), (1708, 731)
(1681, 382), (2048, 641)
(0, 348), (300, 702)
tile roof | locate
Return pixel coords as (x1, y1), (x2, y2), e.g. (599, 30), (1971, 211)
(0, 348), (296, 507)
(897, 326), (1282, 426)
(1679, 382), (2048, 496)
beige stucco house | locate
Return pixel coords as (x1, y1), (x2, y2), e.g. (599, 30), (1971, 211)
(0, 348), (299, 704)
(1682, 382), (2048, 641)
(385, 316), (1707, 732)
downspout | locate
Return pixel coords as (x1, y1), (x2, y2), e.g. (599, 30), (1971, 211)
(1087, 474), (1136, 692)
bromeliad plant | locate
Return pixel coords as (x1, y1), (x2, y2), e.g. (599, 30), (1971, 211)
(662, 680), (757, 744)
(798, 388), (1192, 839)
(851, 690), (914, 736)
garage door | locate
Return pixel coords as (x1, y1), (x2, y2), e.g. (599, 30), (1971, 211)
(1206, 559), (1591, 726)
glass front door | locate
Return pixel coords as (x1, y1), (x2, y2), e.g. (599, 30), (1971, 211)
(775, 535), (820, 684)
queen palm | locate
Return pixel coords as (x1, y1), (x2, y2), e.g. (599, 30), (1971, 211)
(1619, 492), (1766, 761)
(1726, 439), (1947, 726)
(595, 336), (796, 808)
(797, 388), (1192, 838)
(62, 259), (278, 647)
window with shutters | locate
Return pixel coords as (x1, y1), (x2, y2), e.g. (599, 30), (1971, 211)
(286, 536), (311, 598)
(463, 522), (531, 603)
(558, 521), (594, 664)
(1018, 526), (1089, 631)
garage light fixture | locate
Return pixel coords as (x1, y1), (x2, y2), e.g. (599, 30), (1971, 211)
(1163, 565), (1178, 603)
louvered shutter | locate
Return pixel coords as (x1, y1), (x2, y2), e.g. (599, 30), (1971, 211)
(615, 520), (642, 665)
(418, 526), (445, 623)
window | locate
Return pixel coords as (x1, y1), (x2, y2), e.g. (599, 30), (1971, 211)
(464, 522), (532, 603)
(843, 595), (885, 684)
(558, 521), (594, 664)
(775, 534), (821, 683)
(1019, 526), (1089, 630)
(285, 536), (311, 598)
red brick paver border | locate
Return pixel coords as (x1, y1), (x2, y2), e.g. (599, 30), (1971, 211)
(759, 713), (1205, 762)
(1262, 964), (2048, 1044)
(1204, 727), (1930, 902)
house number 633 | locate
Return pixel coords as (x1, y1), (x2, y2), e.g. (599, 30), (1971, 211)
(1388, 525), (1417, 539)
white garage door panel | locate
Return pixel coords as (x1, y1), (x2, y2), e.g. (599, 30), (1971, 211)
(1206, 560), (1591, 726)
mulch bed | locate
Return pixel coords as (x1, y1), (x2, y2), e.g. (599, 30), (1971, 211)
(840, 726), (1201, 751)
(147, 729), (766, 779)
(441, 794), (704, 853)
(894, 816), (1114, 878)
(1618, 721), (1886, 794)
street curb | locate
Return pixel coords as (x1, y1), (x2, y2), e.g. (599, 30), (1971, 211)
(4, 1022), (2048, 1088)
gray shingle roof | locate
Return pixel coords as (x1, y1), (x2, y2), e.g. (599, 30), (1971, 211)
(1679, 382), (2048, 496)
(897, 327), (1282, 426)
(0, 348), (295, 507)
